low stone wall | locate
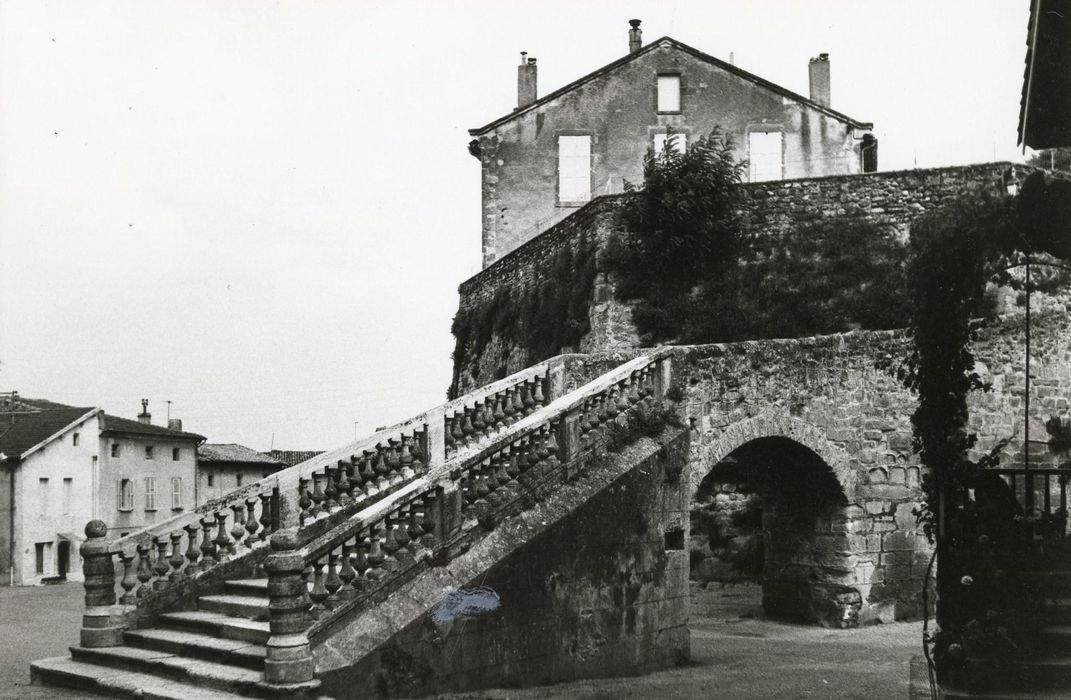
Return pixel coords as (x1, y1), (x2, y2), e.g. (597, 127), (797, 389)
(317, 430), (691, 698)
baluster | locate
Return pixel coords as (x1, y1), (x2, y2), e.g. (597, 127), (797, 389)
(387, 439), (402, 485)
(184, 522), (201, 575)
(504, 445), (521, 483)
(214, 510), (232, 562)
(394, 507), (414, 566)
(546, 422), (561, 468)
(411, 430), (426, 472)
(492, 396), (506, 431)
(309, 473), (325, 520)
(200, 516), (218, 569)
(259, 492), (274, 542)
(407, 501), (427, 557)
(352, 533), (370, 591)
(298, 477), (312, 525)
(152, 537), (170, 590)
(136, 543), (153, 600)
(366, 527), (386, 582)
(460, 473), (477, 514)
(521, 382), (535, 415)
(461, 409), (475, 446)
(596, 393), (609, 426)
(374, 448), (391, 492)
(472, 402), (487, 440)
(324, 549), (342, 608)
(119, 550), (138, 604)
(301, 564), (313, 608)
(323, 465), (339, 512)
(527, 433), (541, 471)
(168, 531), (186, 583)
(336, 460), (352, 507)
(400, 436), (415, 479)
(606, 387), (620, 420)
(494, 452), (512, 500)
(230, 504), (246, 554)
(534, 377), (547, 408)
(451, 413), (465, 451)
(419, 491), (439, 548)
(381, 516), (400, 573)
(628, 373), (641, 405)
(474, 461), (492, 513)
(308, 558), (328, 619)
(245, 496), (260, 545)
(445, 414), (456, 456)
(347, 456), (362, 501)
(503, 388), (517, 423)
(361, 451), (379, 497)
(536, 427), (551, 464)
(512, 386), (526, 417)
(338, 539), (357, 600)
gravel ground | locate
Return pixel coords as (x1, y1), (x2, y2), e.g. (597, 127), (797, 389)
(0, 580), (922, 699)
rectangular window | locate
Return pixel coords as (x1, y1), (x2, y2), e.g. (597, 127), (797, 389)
(172, 447), (180, 461)
(207, 474), (214, 487)
(145, 445), (154, 460)
(236, 473), (243, 487)
(35, 542), (51, 575)
(110, 443), (120, 458)
(657, 75), (681, 112)
(63, 478), (72, 515)
(748, 131), (784, 182)
(117, 478), (133, 511)
(653, 132), (686, 155)
(144, 477), (156, 510)
(558, 135), (591, 203)
(39, 478), (49, 513)
(72, 432), (80, 446)
(171, 478), (182, 509)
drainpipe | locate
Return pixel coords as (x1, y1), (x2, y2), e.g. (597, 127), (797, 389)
(7, 456), (16, 586)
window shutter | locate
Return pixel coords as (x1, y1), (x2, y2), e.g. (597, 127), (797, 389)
(116, 480), (121, 510)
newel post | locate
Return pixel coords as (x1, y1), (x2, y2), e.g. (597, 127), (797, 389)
(653, 355), (673, 400)
(264, 528), (315, 685)
(80, 520), (126, 647)
(426, 409), (446, 470)
(559, 407), (582, 480)
(547, 358), (567, 402)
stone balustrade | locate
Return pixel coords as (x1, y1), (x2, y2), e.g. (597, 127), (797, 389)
(444, 372), (549, 459)
(261, 350), (672, 685)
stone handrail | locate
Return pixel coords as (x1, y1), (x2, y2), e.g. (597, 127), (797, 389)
(260, 349), (673, 685)
(77, 359), (561, 652)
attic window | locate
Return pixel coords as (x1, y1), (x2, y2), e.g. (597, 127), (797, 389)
(657, 75), (681, 113)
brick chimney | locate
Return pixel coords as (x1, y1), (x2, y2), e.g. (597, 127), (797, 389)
(137, 399), (151, 425)
(168, 418), (183, 432)
(628, 19), (642, 53)
(808, 53), (831, 107)
(517, 52), (537, 109)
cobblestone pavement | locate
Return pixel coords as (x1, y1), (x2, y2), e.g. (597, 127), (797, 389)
(1, 580), (922, 699)
(0, 581), (95, 699)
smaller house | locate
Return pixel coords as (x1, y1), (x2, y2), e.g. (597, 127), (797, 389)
(268, 449), (323, 468)
(0, 400), (101, 585)
(197, 444), (285, 502)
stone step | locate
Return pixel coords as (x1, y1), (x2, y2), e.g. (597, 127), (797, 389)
(158, 610), (271, 644)
(225, 578), (270, 597)
(198, 593), (271, 620)
(1013, 654), (1071, 692)
(124, 627), (267, 670)
(1039, 625), (1071, 653)
(66, 645), (322, 698)
(1021, 571), (1071, 595)
(30, 655), (246, 699)
(1046, 599), (1071, 625)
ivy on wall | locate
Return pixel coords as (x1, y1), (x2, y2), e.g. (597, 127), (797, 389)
(449, 236), (598, 398)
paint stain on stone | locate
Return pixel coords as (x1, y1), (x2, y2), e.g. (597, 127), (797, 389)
(429, 586), (501, 625)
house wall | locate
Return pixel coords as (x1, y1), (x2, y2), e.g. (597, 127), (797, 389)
(197, 463), (281, 504)
(98, 434), (199, 539)
(473, 41), (868, 267)
(9, 413), (99, 585)
(0, 465), (10, 584)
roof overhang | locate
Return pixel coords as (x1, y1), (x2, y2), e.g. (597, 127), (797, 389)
(16, 408), (101, 461)
(1019, 0), (1071, 148)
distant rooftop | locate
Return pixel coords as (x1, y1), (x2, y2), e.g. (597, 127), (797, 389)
(100, 414), (205, 442)
(0, 407), (98, 460)
(268, 450), (324, 468)
(199, 443), (283, 466)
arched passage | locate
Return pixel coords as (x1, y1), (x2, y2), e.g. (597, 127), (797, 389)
(690, 433), (866, 627)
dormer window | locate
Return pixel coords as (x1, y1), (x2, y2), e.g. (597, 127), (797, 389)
(657, 74), (681, 113)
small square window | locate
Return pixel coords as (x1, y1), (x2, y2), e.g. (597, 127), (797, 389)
(72, 432), (80, 446)
(172, 447), (180, 461)
(657, 75), (681, 113)
(110, 443), (120, 458)
(145, 445), (154, 460)
(207, 474), (215, 487)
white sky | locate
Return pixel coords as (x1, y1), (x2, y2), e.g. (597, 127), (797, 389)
(0, 0), (1033, 451)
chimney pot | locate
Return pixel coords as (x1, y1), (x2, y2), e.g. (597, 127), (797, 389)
(808, 53), (831, 107)
(517, 52), (538, 108)
(628, 19), (642, 53)
(137, 399), (152, 425)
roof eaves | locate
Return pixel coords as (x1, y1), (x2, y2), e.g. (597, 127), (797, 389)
(469, 36), (872, 136)
(16, 408), (101, 461)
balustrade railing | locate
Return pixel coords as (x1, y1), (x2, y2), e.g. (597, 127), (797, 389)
(993, 467), (1070, 539)
(261, 351), (672, 685)
(77, 358), (563, 654)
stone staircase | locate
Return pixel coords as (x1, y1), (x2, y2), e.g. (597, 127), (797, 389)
(32, 351), (680, 698)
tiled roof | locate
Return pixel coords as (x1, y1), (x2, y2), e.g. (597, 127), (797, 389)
(268, 450), (324, 468)
(470, 36), (873, 136)
(199, 443), (283, 466)
(100, 414), (205, 442)
(0, 407), (98, 460)
(1018, 0), (1071, 148)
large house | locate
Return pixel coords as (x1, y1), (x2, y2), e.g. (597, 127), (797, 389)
(468, 19), (877, 267)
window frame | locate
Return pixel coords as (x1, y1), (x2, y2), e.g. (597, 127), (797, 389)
(556, 132), (593, 206)
(117, 478), (134, 511)
(145, 445), (154, 461)
(652, 131), (687, 155)
(656, 73), (682, 114)
(171, 477), (182, 510)
(144, 477), (156, 511)
(172, 447), (180, 461)
(62, 478), (72, 515)
(72, 432), (80, 446)
(110, 443), (120, 458)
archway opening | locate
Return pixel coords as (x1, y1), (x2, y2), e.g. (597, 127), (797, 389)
(690, 436), (857, 626)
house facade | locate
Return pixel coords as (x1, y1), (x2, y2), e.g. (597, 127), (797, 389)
(0, 398), (101, 585)
(197, 443), (285, 502)
(98, 403), (205, 540)
(468, 20), (877, 267)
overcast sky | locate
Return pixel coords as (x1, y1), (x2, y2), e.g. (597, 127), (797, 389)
(0, 0), (1033, 451)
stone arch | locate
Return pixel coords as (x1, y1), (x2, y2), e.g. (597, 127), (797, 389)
(691, 412), (859, 502)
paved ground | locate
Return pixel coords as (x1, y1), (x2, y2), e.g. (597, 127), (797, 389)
(0, 580), (922, 699)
